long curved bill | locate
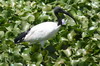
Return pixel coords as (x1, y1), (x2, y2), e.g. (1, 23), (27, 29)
(62, 10), (76, 23)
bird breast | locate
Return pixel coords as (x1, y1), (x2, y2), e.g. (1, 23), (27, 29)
(24, 22), (61, 42)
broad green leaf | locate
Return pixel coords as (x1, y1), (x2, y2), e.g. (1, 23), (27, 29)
(62, 47), (72, 57)
(11, 63), (23, 66)
(42, 4), (52, 11)
(0, 31), (4, 38)
(67, 30), (76, 41)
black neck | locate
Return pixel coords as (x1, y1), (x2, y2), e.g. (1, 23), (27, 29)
(55, 13), (62, 26)
(57, 18), (62, 26)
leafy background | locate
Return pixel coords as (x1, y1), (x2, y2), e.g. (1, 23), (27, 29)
(0, 0), (100, 66)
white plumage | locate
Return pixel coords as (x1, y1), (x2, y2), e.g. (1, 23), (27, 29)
(24, 22), (60, 43)
(14, 7), (75, 46)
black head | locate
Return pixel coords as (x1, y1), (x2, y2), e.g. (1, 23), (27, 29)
(54, 7), (76, 25)
(54, 7), (65, 14)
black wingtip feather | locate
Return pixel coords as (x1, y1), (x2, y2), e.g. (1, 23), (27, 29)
(14, 32), (27, 43)
(14, 28), (30, 44)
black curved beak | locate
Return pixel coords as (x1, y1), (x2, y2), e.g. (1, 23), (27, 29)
(54, 7), (76, 25)
(62, 10), (76, 23)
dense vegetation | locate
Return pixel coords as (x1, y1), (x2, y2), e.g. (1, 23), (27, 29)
(0, 0), (100, 66)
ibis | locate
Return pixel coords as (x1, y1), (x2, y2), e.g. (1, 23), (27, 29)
(14, 7), (76, 47)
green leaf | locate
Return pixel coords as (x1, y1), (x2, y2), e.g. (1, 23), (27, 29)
(67, 30), (76, 41)
(0, 31), (4, 38)
(11, 63), (23, 66)
(62, 47), (72, 57)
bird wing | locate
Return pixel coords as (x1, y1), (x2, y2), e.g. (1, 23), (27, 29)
(24, 22), (60, 42)
(14, 28), (30, 43)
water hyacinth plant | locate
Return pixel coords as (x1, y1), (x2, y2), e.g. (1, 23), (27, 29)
(0, 0), (100, 66)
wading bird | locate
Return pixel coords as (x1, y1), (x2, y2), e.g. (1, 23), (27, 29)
(14, 7), (76, 47)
